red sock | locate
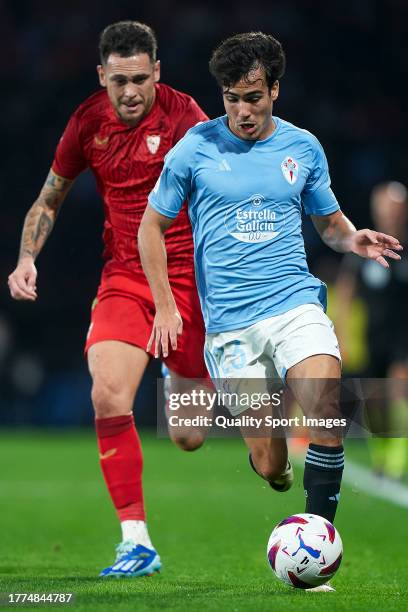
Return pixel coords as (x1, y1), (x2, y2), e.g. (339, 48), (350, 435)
(95, 414), (145, 521)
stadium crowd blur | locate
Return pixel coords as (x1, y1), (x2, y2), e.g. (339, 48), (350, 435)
(1, 0), (407, 426)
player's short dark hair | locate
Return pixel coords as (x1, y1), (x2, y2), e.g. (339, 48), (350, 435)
(209, 32), (285, 90)
(99, 21), (157, 64)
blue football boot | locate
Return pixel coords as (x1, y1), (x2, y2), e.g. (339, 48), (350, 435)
(99, 541), (161, 578)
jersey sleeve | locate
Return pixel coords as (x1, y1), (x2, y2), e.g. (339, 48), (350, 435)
(148, 135), (195, 219)
(52, 113), (87, 180)
(172, 97), (208, 144)
(301, 137), (340, 216)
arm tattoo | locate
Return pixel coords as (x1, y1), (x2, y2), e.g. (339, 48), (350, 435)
(43, 190), (62, 212)
(33, 212), (53, 243)
(19, 207), (54, 261)
(18, 169), (73, 262)
(45, 170), (70, 192)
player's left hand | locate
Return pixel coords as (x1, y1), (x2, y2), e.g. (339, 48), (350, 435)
(349, 229), (403, 268)
(147, 309), (183, 358)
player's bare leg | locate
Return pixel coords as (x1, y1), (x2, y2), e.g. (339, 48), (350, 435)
(287, 354), (344, 524)
(166, 369), (213, 451)
(241, 402), (292, 491)
(88, 340), (161, 577)
(244, 435), (292, 490)
(89, 340), (149, 418)
(287, 354), (342, 445)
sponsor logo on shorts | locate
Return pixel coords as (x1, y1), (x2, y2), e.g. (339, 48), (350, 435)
(224, 194), (285, 243)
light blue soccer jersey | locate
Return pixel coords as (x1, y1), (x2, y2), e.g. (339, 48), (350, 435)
(148, 116), (340, 333)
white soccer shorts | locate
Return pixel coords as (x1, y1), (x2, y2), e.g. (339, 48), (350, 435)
(204, 304), (341, 416)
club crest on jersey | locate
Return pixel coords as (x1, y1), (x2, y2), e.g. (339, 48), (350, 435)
(147, 135), (160, 154)
(281, 156), (299, 184)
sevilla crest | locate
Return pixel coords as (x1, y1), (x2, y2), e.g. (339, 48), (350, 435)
(146, 135), (160, 154)
(281, 156), (299, 185)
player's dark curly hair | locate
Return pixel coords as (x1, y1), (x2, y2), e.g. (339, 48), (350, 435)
(209, 32), (285, 89)
(99, 21), (157, 64)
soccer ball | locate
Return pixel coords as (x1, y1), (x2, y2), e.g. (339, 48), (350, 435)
(267, 513), (343, 589)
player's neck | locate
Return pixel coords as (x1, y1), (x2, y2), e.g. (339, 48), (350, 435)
(258, 117), (276, 140)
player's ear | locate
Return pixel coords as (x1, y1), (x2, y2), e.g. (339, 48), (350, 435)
(97, 65), (107, 88)
(271, 80), (279, 101)
(154, 60), (160, 83)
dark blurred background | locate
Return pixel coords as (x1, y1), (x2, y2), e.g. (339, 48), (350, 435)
(1, 0), (407, 425)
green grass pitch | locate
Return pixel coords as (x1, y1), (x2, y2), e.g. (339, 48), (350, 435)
(0, 431), (407, 611)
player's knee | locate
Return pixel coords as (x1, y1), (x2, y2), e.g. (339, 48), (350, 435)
(91, 379), (130, 418)
(310, 434), (343, 448)
(171, 432), (205, 452)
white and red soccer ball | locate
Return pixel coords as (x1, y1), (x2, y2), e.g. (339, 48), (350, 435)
(267, 513), (343, 589)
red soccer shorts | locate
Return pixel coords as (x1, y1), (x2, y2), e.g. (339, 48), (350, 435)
(84, 267), (208, 378)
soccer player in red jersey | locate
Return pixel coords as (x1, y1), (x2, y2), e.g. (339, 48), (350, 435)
(8, 21), (208, 578)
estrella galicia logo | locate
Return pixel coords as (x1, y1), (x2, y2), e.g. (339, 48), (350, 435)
(224, 194), (285, 243)
(281, 156), (299, 184)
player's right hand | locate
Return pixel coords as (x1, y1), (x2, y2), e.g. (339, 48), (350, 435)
(147, 309), (183, 359)
(8, 258), (38, 301)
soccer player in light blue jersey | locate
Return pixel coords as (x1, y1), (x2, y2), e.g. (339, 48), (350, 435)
(138, 32), (402, 575)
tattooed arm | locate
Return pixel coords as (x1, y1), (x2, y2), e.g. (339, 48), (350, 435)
(8, 169), (74, 301)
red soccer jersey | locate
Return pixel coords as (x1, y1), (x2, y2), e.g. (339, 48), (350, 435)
(52, 83), (208, 275)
